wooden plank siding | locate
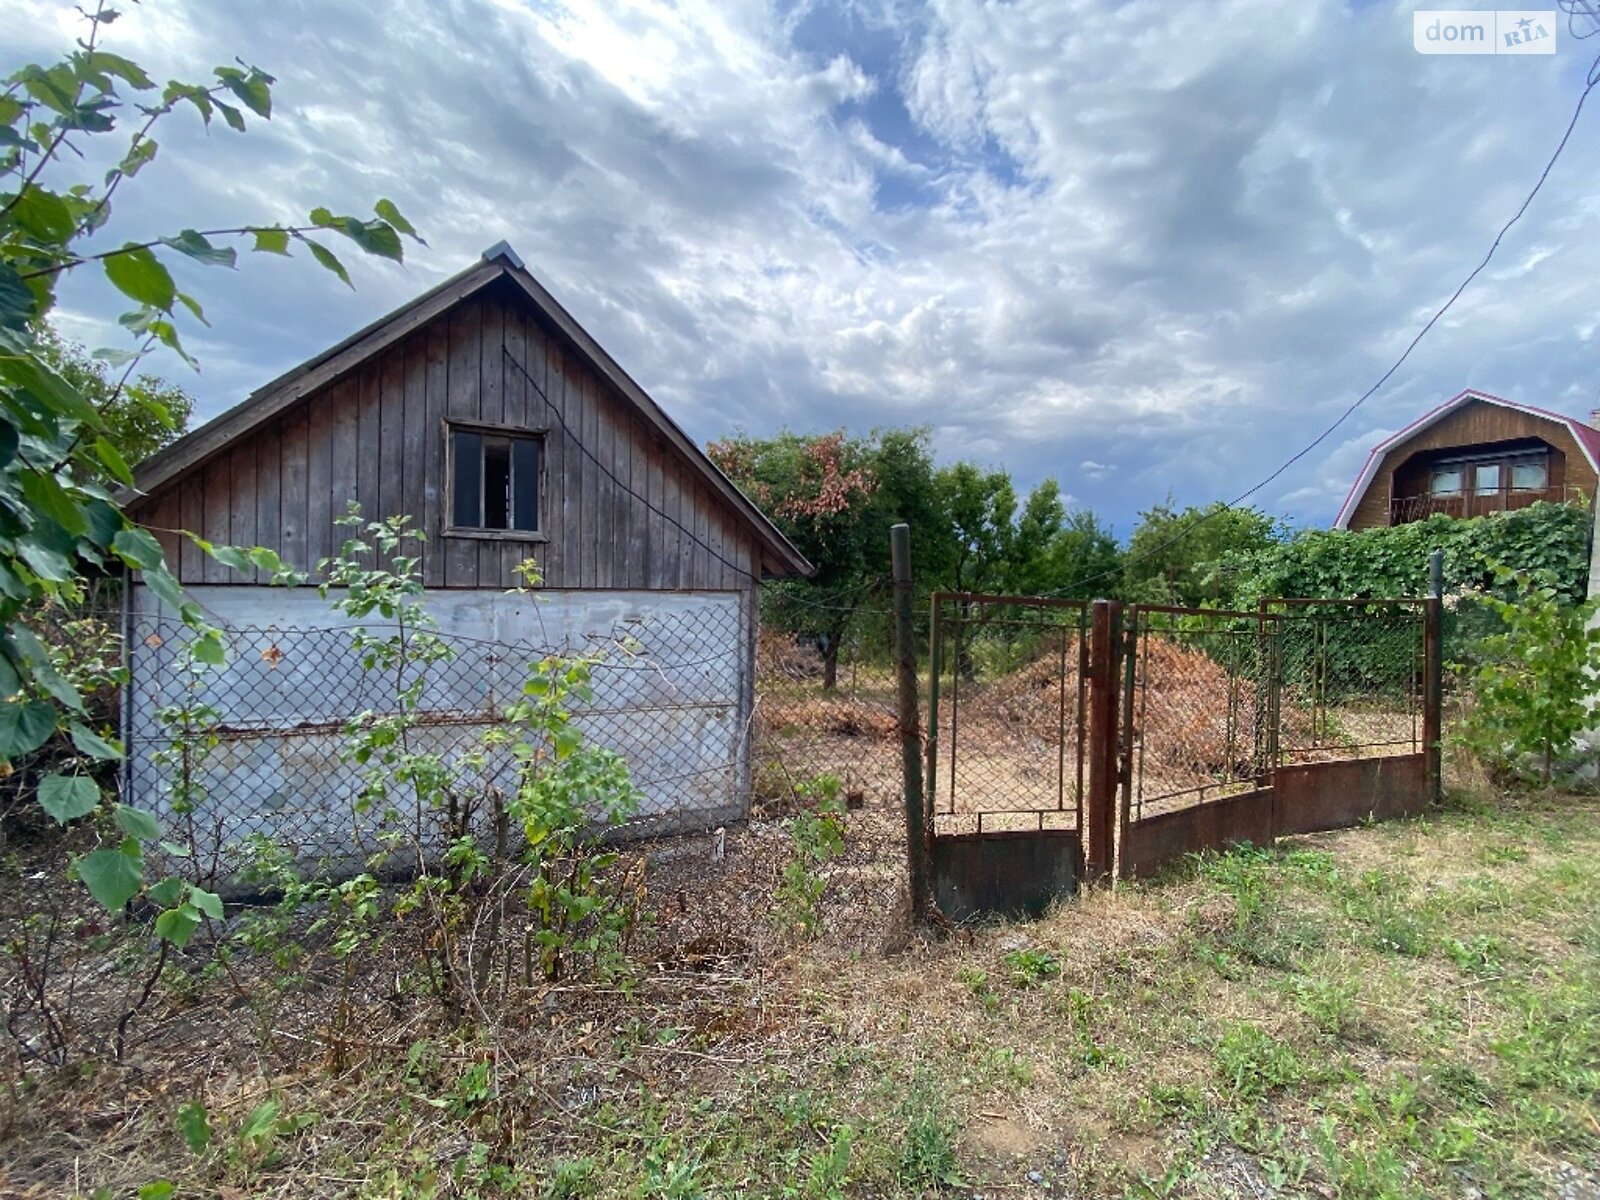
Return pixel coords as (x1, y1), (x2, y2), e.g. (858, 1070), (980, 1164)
(1347, 399), (1600, 530)
(136, 288), (760, 593)
(254, 420), (281, 580)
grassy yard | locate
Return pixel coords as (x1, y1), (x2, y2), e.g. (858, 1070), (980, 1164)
(6, 786), (1599, 1198)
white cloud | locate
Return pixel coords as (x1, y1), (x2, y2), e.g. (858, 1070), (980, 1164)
(5, 0), (1599, 533)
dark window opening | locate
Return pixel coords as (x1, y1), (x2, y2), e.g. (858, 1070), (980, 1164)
(484, 438), (511, 528)
(451, 427), (541, 532)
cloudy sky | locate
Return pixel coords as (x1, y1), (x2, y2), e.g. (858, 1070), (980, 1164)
(6, 0), (1600, 534)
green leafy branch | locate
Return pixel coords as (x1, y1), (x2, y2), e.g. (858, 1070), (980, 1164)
(0, 2), (420, 937)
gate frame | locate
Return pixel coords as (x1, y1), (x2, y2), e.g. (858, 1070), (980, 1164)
(924, 591), (1092, 919)
(915, 588), (1443, 915)
(925, 591), (1093, 840)
(1115, 595), (1442, 880)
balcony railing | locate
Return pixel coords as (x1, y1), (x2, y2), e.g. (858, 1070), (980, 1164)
(1389, 484), (1586, 525)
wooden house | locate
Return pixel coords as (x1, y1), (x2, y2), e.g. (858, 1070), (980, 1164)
(1333, 390), (1600, 531)
(120, 244), (810, 872)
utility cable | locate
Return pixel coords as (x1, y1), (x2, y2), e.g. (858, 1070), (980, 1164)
(1043, 50), (1600, 599)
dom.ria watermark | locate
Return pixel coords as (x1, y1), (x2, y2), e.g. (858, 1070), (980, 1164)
(1414, 9), (1558, 53)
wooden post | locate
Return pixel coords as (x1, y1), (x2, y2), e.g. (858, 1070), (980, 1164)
(891, 524), (932, 923)
(1424, 593), (1443, 804)
(1085, 599), (1122, 881)
(1429, 549), (1444, 601)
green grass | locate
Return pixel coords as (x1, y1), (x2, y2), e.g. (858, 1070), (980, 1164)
(11, 790), (1600, 1199)
(496, 788), (1600, 1198)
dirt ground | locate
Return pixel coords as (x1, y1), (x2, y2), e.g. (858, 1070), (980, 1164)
(757, 633), (1420, 836)
(3, 785), (1596, 1198)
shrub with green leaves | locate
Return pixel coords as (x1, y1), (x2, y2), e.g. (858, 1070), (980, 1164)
(1457, 563), (1600, 786)
(309, 510), (644, 1001)
(773, 774), (846, 938)
(1221, 505), (1591, 607)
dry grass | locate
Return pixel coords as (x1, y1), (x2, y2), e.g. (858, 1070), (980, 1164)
(4, 785), (1598, 1199)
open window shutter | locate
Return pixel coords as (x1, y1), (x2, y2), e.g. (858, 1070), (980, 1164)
(452, 429), (482, 527)
(512, 437), (540, 531)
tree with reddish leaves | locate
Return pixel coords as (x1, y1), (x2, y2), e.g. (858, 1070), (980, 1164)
(709, 428), (942, 690)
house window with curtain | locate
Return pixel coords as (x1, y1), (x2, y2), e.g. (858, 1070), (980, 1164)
(447, 423), (544, 536)
(1429, 449), (1553, 500)
(1510, 460), (1548, 491)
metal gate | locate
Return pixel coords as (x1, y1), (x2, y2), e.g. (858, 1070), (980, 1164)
(1116, 598), (1437, 879)
(924, 592), (1090, 918)
(1115, 605), (1282, 878)
(914, 592), (1442, 918)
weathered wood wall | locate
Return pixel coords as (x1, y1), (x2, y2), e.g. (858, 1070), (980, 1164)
(137, 281), (760, 592)
(1346, 399), (1600, 530)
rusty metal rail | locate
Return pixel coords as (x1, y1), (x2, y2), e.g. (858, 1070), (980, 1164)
(924, 591), (1443, 907)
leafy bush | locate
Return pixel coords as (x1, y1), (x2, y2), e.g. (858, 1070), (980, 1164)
(1221, 504), (1590, 608)
(0, 6), (416, 955)
(773, 774), (846, 938)
(1457, 565), (1600, 786)
(313, 511), (645, 1000)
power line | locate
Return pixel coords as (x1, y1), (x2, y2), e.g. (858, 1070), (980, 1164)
(1046, 50), (1600, 599)
(502, 346), (765, 585)
(502, 350), (920, 626)
(503, 346), (899, 617)
(1559, 0), (1600, 38)
(502, 49), (1597, 610)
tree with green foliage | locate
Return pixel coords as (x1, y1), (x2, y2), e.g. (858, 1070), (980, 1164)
(1124, 499), (1282, 606)
(0, 4), (417, 922)
(936, 462), (1017, 595)
(1030, 508), (1123, 600)
(933, 465), (1109, 598)
(709, 427), (943, 689)
(34, 326), (194, 471)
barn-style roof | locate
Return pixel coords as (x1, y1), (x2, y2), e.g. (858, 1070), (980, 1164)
(1332, 388), (1600, 530)
(125, 243), (812, 579)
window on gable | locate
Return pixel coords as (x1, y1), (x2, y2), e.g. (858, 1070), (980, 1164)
(449, 425), (542, 533)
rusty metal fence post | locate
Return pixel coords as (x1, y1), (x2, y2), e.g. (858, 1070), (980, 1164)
(1425, 548), (1444, 804)
(891, 523), (933, 923)
(1424, 594), (1443, 804)
(1085, 599), (1122, 881)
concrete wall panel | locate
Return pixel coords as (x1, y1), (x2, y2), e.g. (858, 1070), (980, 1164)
(128, 585), (748, 886)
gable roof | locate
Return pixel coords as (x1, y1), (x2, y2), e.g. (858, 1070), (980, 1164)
(1332, 389), (1600, 530)
(124, 244), (813, 579)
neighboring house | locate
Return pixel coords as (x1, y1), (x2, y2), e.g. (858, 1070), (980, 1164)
(1334, 389), (1600, 531)
(120, 243), (811, 870)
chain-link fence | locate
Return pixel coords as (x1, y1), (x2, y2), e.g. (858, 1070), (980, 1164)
(124, 591), (915, 956)
(1122, 606), (1275, 821)
(745, 606), (915, 948)
(1114, 598), (1438, 880)
(113, 577), (1451, 955)
(1120, 601), (1430, 820)
(1270, 600), (1426, 766)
